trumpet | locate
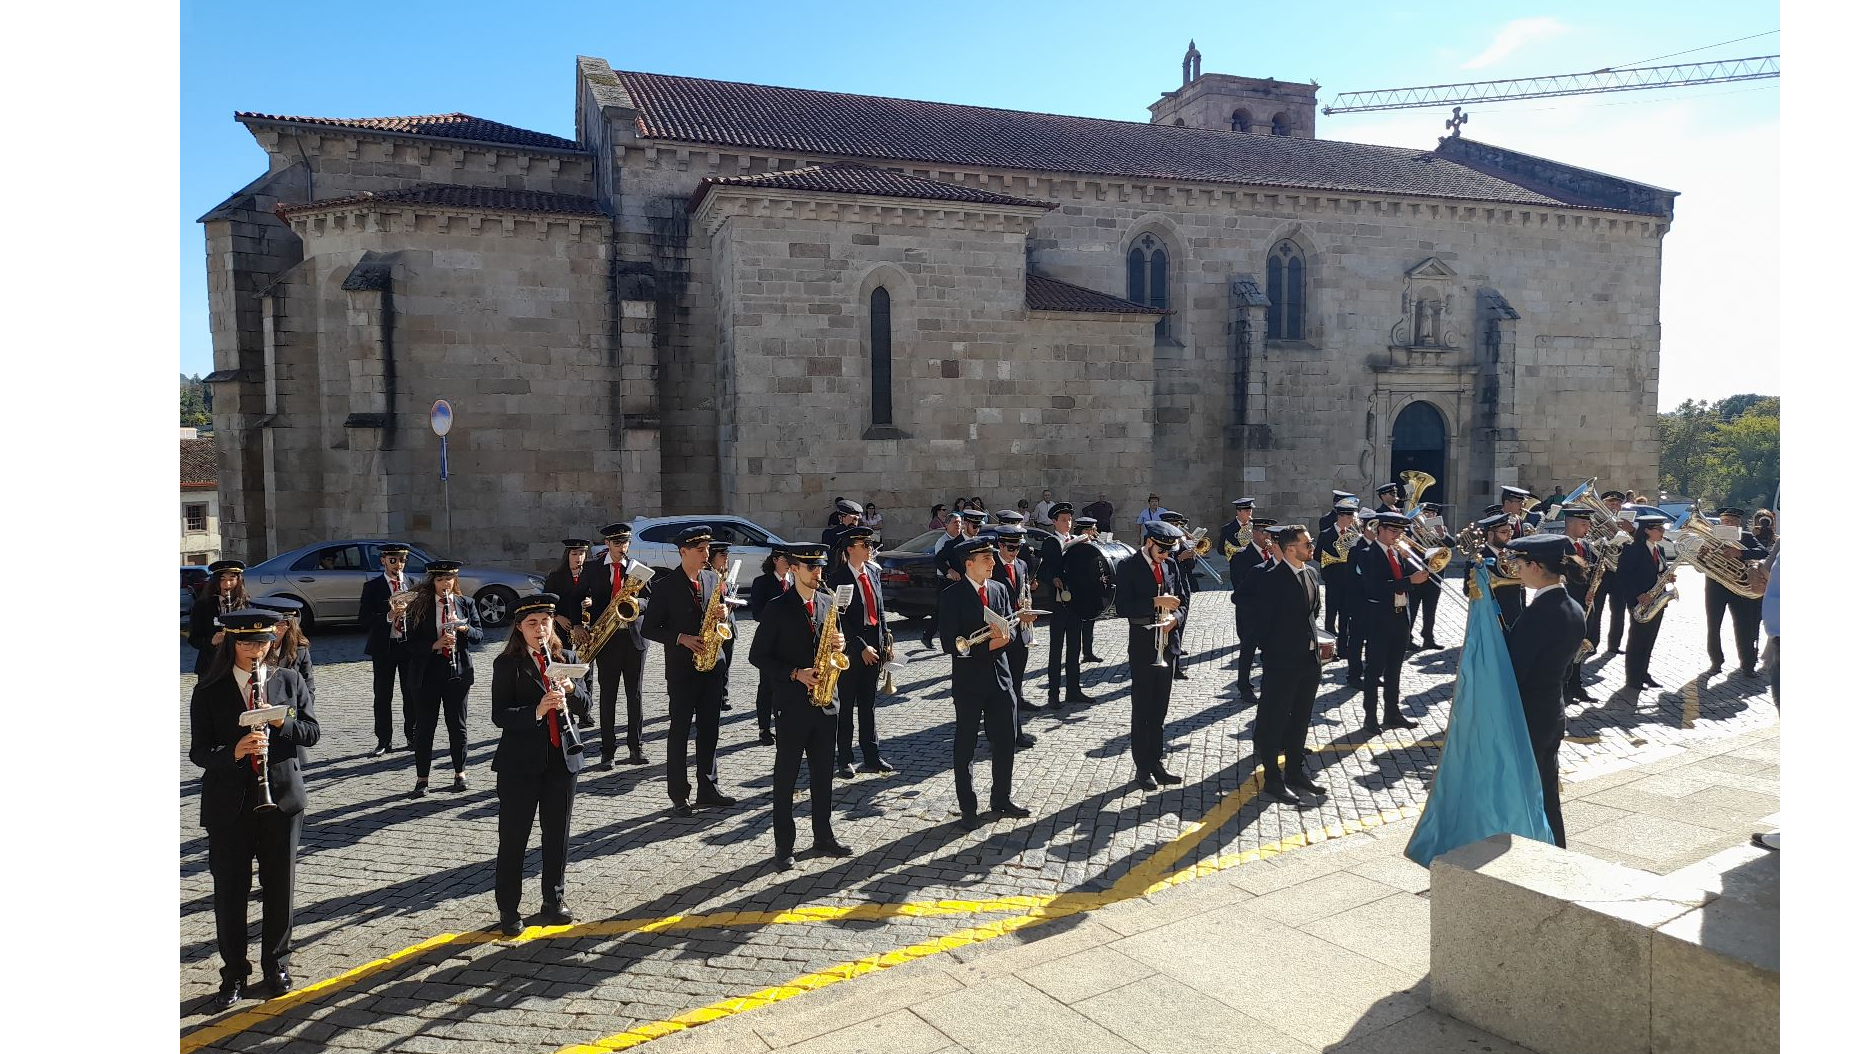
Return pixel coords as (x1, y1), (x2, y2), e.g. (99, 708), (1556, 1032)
(1152, 612), (1178, 668)
(954, 623), (997, 657)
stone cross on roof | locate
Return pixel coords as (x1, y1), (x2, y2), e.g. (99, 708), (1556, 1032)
(1445, 106), (1469, 139)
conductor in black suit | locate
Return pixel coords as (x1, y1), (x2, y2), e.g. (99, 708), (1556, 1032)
(1114, 520), (1188, 791)
(937, 535), (1030, 823)
(1249, 526), (1334, 804)
(189, 609), (320, 1011)
(640, 524), (735, 814)
(489, 594), (593, 936)
(750, 543), (850, 868)
(359, 543), (415, 756)
(1355, 512), (1426, 735)
(1505, 535), (1588, 848)
(560, 522), (651, 768)
(746, 547), (792, 746)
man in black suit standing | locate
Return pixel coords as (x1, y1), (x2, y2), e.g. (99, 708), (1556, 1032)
(641, 524), (735, 814)
(1229, 524), (1274, 711)
(1250, 526), (1333, 804)
(1356, 512), (1428, 736)
(1114, 520), (1187, 791)
(1155, 511), (1201, 679)
(560, 522), (651, 769)
(750, 543), (849, 869)
(1704, 506), (1770, 676)
(1039, 503), (1082, 709)
(1616, 514), (1674, 693)
(746, 547), (792, 746)
(828, 526), (895, 776)
(937, 535), (1030, 823)
(1505, 534), (1588, 847)
(990, 526), (1042, 718)
(358, 542), (414, 756)
(1316, 501), (1359, 652)
(1052, 515), (1105, 708)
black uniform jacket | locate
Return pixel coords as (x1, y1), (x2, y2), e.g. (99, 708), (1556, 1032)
(1356, 541), (1426, 607)
(189, 665), (320, 829)
(560, 556), (650, 652)
(1251, 560), (1325, 669)
(1038, 532), (1072, 587)
(1229, 546), (1276, 607)
(750, 586), (840, 713)
(404, 593), (485, 694)
(828, 561), (887, 655)
(1616, 541), (1670, 610)
(642, 567), (726, 670)
(490, 646), (594, 775)
(542, 566), (583, 610)
(1113, 551), (1186, 651)
(937, 578), (1015, 696)
(986, 556), (1035, 646)
(359, 573), (411, 659)
(939, 531), (994, 579)
(1506, 587), (1586, 743)
(1059, 537), (1109, 619)
(1557, 536), (1596, 608)
(748, 571), (790, 622)
(189, 591), (241, 658)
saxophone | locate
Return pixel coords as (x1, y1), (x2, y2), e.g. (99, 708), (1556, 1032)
(1633, 550), (1685, 624)
(692, 561), (741, 672)
(808, 585), (854, 711)
(578, 563), (651, 663)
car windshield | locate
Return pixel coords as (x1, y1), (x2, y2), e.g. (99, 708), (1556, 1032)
(896, 528), (950, 553)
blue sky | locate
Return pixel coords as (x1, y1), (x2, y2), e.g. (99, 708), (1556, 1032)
(181, 0), (1779, 406)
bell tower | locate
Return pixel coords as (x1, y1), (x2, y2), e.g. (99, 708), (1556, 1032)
(1149, 41), (1320, 139)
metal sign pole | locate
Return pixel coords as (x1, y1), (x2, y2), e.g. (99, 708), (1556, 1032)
(430, 399), (455, 555)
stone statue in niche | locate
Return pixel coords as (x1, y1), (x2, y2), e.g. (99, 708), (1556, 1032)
(1392, 258), (1461, 349)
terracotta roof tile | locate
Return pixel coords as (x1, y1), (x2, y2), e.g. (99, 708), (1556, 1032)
(1026, 273), (1167, 315)
(181, 438), (218, 486)
(693, 163), (1056, 211)
(615, 70), (1602, 209)
(276, 183), (607, 219)
(236, 111), (581, 152)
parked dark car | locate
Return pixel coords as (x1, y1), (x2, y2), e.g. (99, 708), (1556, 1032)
(877, 526), (1058, 623)
(243, 540), (544, 630)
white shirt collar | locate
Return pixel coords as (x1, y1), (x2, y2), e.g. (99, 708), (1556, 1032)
(1531, 582), (1567, 601)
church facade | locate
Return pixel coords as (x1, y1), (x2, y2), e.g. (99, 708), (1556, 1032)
(201, 47), (1671, 566)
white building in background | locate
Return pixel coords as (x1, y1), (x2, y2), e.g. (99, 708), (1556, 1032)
(181, 428), (220, 564)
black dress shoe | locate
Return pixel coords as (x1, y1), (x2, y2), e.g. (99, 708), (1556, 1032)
(1382, 714), (1418, 730)
(697, 791), (737, 807)
(673, 801), (693, 817)
(413, 780), (429, 797)
(207, 984), (243, 1012)
(835, 763), (856, 779)
(1048, 700), (1064, 711)
(499, 915), (525, 937)
(626, 751), (649, 765)
(1741, 667), (1761, 679)
(451, 774), (468, 793)
(1151, 768), (1182, 785)
(1085, 653), (1103, 663)
(1707, 662), (1725, 674)
(857, 760), (894, 774)
(1018, 700), (1044, 711)
(540, 903), (575, 926)
(1137, 771), (1159, 791)
(1068, 691), (1096, 704)
(1016, 734), (1037, 750)
(1362, 720), (1382, 736)
(1173, 669), (1191, 680)
(1286, 773), (1327, 794)
(1422, 639), (1442, 650)
(1263, 778), (1301, 805)
(757, 732), (776, 746)
(991, 802), (1032, 818)
(957, 810), (981, 828)
(774, 854), (796, 871)
(370, 744), (389, 758)
(592, 758), (615, 772)
(253, 968), (292, 999)
(812, 839), (854, 857)
(1643, 676), (1664, 688)
(720, 700), (731, 711)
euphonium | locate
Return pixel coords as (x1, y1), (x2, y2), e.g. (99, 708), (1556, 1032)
(808, 585), (853, 711)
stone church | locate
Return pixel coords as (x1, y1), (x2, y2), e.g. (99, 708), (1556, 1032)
(201, 45), (1671, 565)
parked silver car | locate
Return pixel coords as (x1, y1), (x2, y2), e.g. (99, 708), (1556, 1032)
(243, 540), (545, 629)
(618, 515), (792, 592)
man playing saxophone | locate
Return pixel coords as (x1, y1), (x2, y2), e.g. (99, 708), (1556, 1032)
(559, 522), (650, 769)
(1704, 506), (1771, 677)
(641, 524), (736, 815)
(750, 543), (850, 869)
(1615, 513), (1675, 694)
(827, 526), (895, 777)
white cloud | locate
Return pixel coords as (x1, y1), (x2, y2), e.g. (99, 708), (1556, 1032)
(1462, 17), (1569, 70)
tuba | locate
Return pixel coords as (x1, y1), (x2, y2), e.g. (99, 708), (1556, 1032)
(1677, 515), (1768, 599)
(809, 585), (854, 711)
(1400, 469), (1436, 512)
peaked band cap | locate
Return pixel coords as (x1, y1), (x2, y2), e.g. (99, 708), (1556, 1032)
(218, 608), (281, 637)
(250, 596), (303, 616)
(562, 537), (592, 550)
(1142, 520), (1186, 544)
(1073, 516), (1098, 528)
(675, 524), (713, 547)
(1373, 511), (1413, 528)
(1476, 513), (1510, 529)
(787, 542), (830, 565)
(954, 535), (996, 557)
(960, 509), (989, 523)
(1500, 485), (1534, 500)
(379, 543), (411, 556)
(834, 498), (864, 516)
(1232, 497), (1257, 509)
(208, 559), (246, 575)
(599, 522), (633, 540)
(514, 593), (560, 618)
(1050, 502), (1077, 517)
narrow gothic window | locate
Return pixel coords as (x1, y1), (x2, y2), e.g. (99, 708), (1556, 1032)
(1270, 113), (1291, 137)
(1266, 240), (1306, 341)
(869, 286), (893, 426)
(1231, 109), (1251, 133)
(1127, 234), (1170, 339)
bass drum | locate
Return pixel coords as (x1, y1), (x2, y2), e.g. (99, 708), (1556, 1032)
(1080, 538), (1138, 618)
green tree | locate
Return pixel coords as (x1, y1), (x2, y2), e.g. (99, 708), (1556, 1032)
(1657, 394), (1778, 509)
(181, 374), (209, 428)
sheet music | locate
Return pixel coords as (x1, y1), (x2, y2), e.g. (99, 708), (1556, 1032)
(833, 583), (854, 607)
(981, 607), (1011, 635)
(238, 705), (289, 727)
(545, 662), (589, 681)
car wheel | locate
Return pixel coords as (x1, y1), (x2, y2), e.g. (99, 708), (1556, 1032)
(476, 587), (517, 627)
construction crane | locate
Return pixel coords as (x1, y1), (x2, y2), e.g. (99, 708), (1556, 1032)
(1320, 55), (1779, 115)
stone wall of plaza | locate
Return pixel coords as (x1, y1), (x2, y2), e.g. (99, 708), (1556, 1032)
(694, 189), (1160, 533)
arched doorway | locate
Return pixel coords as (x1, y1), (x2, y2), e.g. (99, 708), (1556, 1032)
(1390, 401), (1446, 506)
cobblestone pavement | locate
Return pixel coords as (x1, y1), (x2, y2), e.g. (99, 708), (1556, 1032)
(179, 569), (1777, 1052)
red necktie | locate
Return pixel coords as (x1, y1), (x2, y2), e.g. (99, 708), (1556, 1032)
(978, 585), (988, 607)
(612, 562), (622, 593)
(246, 670), (262, 774)
(1005, 564), (1019, 595)
(1152, 561), (1164, 587)
(805, 595), (814, 622)
(860, 572), (879, 626)
(1386, 547), (1402, 579)
(1574, 540), (1587, 560)
(535, 651), (561, 748)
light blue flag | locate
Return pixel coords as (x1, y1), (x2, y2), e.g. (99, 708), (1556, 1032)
(1405, 564), (1555, 867)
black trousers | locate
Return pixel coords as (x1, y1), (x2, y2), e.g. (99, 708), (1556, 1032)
(719, 638), (736, 710)
(494, 762), (575, 916)
(1604, 594), (1628, 650)
(1705, 583), (1762, 669)
(1005, 639), (1030, 704)
(1343, 603), (1369, 685)
(1529, 723), (1566, 849)
(952, 687), (1017, 812)
(755, 671), (776, 737)
(837, 660), (884, 766)
(1625, 607), (1664, 687)
(1082, 618), (1098, 660)
(1363, 604), (1411, 719)
(773, 701), (836, 856)
(1047, 613), (1085, 697)
(370, 650), (411, 748)
(594, 639), (646, 757)
(207, 809), (301, 986)
(1584, 592), (1609, 648)
(1234, 608), (1259, 706)
(1408, 579), (1441, 642)
(1322, 567), (1352, 636)
(666, 667), (725, 803)
(1128, 635), (1174, 774)
(410, 670), (469, 781)
(1256, 654), (1322, 777)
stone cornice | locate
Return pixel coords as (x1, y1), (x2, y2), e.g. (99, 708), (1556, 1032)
(280, 204), (606, 243)
(239, 115), (591, 159)
(692, 184), (1048, 237)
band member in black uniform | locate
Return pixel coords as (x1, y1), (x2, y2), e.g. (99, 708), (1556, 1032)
(1356, 512), (1427, 735)
(490, 594), (592, 936)
(1342, 509), (1378, 686)
(752, 543), (850, 866)
(821, 498), (864, 549)
(1504, 535), (1587, 847)
(1115, 520), (1188, 791)
(1467, 513), (1525, 628)
(641, 524), (735, 814)
(1375, 482), (1404, 515)
(923, 513), (964, 648)
(1040, 503), (1081, 709)
(1594, 490), (1636, 654)
(253, 596), (314, 698)
(709, 541), (744, 712)
(358, 544), (413, 756)
(1704, 506), (1770, 676)
(1218, 496), (1257, 560)
(1616, 513), (1674, 692)
(1499, 486), (1539, 537)
(1405, 502), (1453, 650)
(1155, 511), (1199, 679)
(189, 609), (320, 1011)
(937, 535), (1030, 822)
(404, 560), (483, 795)
(1557, 508), (1599, 703)
(561, 523), (650, 768)
(1316, 501), (1359, 649)
(827, 526), (895, 776)
(542, 538), (590, 609)
(190, 559), (250, 677)
(1229, 519), (1277, 710)
(1250, 526), (1334, 803)
(1319, 490), (1357, 534)
(747, 547), (792, 746)
(991, 527), (1044, 742)
(1051, 515), (1104, 708)
(939, 508), (990, 580)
